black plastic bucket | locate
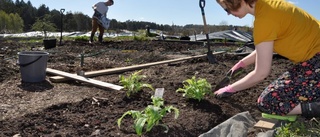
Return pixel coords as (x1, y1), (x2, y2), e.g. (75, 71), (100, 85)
(43, 39), (57, 49)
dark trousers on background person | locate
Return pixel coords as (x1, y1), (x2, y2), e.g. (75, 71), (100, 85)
(90, 18), (104, 43)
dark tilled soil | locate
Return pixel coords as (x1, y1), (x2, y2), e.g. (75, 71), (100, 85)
(0, 39), (293, 137)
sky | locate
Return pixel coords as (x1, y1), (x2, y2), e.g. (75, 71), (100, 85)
(29, 0), (319, 27)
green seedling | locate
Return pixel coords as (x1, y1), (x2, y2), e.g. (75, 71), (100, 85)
(119, 70), (154, 97)
(125, 58), (132, 62)
(74, 36), (89, 42)
(275, 117), (320, 136)
(117, 96), (179, 136)
(176, 76), (212, 101)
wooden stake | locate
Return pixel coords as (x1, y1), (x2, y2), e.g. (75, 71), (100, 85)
(46, 68), (123, 91)
(254, 119), (278, 130)
(49, 51), (225, 82)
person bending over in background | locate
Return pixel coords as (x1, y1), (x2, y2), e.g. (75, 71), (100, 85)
(89, 0), (114, 43)
(213, 0), (320, 118)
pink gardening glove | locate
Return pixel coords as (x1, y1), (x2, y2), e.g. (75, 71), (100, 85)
(231, 60), (246, 72)
(214, 85), (236, 98)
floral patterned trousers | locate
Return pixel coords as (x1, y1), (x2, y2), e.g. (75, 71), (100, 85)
(257, 53), (320, 115)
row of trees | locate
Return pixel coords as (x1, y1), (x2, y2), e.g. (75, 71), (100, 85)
(0, 0), (178, 33)
(0, 10), (24, 33)
(0, 0), (252, 35)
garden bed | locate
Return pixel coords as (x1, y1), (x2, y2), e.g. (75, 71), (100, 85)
(0, 39), (292, 136)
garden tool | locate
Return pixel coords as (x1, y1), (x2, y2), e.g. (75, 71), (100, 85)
(199, 0), (217, 64)
(262, 113), (297, 122)
(214, 68), (244, 97)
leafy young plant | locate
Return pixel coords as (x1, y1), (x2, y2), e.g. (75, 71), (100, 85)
(176, 76), (212, 101)
(117, 96), (179, 136)
(119, 70), (154, 97)
(275, 122), (304, 137)
(275, 118), (320, 137)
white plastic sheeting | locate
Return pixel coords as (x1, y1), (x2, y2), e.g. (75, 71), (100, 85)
(0, 31), (135, 38)
(190, 30), (253, 42)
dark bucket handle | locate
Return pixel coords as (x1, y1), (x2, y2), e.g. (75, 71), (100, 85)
(17, 56), (42, 67)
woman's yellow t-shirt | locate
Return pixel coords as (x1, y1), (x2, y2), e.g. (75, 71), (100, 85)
(254, 0), (320, 63)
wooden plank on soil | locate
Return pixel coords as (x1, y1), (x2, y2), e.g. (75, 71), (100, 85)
(46, 68), (123, 91)
(254, 119), (278, 130)
(49, 51), (226, 82)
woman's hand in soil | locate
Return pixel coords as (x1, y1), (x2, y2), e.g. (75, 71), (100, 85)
(231, 60), (246, 72)
(214, 85), (236, 98)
